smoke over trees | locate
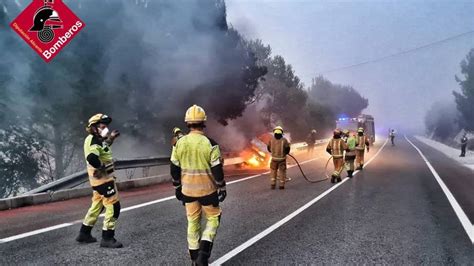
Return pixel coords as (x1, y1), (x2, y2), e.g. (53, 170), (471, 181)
(424, 48), (474, 141)
(308, 76), (369, 119)
(0, 0), (368, 197)
(247, 40), (341, 140)
(424, 101), (460, 141)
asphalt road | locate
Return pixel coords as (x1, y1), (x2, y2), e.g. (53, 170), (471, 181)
(0, 136), (473, 264)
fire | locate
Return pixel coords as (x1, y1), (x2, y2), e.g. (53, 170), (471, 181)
(246, 155), (261, 167)
(241, 144), (270, 169)
(237, 133), (273, 169)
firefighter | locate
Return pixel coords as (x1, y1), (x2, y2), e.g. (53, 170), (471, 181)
(267, 126), (291, 190)
(171, 127), (185, 146)
(355, 127), (370, 170)
(170, 105), (226, 266)
(460, 134), (468, 157)
(341, 129), (349, 142)
(344, 130), (357, 178)
(326, 129), (349, 183)
(306, 129), (317, 155)
(389, 129), (395, 146)
(76, 114), (123, 248)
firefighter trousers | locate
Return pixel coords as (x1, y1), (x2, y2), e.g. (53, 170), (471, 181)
(355, 150), (365, 168)
(270, 159), (287, 186)
(186, 200), (221, 250)
(82, 182), (120, 231)
(332, 157), (344, 177)
(345, 155), (355, 172)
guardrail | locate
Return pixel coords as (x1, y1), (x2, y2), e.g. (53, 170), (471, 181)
(24, 157), (171, 195)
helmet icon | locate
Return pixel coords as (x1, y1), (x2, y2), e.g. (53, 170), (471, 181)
(29, 1), (63, 43)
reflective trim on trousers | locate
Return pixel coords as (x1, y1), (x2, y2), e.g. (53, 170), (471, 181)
(185, 201), (221, 249)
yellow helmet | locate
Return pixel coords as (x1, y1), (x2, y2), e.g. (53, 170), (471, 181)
(358, 127), (364, 133)
(87, 113), (112, 128)
(185, 104), (207, 123)
(334, 128), (341, 135)
(173, 127), (181, 134)
(343, 129), (349, 135)
(273, 126), (283, 135)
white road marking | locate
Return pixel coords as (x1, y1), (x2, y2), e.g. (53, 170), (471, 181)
(0, 154), (322, 244)
(0, 223), (74, 243)
(405, 135), (474, 244)
(211, 139), (388, 265)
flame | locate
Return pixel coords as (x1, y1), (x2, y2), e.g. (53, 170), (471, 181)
(246, 155), (261, 167)
(238, 134), (275, 169)
(241, 145), (270, 169)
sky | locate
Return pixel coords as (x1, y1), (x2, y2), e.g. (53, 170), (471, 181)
(226, 0), (474, 133)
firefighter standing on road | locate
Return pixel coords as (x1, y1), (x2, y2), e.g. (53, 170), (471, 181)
(306, 129), (317, 155)
(170, 105), (226, 266)
(460, 134), (468, 157)
(268, 126), (291, 190)
(326, 129), (349, 183)
(76, 114), (123, 248)
(171, 127), (185, 147)
(389, 129), (396, 146)
(355, 127), (370, 170)
(344, 130), (357, 178)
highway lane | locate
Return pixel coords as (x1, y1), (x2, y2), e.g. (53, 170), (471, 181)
(1, 137), (472, 264)
(222, 136), (473, 264)
(0, 143), (333, 263)
(0, 167), (268, 240)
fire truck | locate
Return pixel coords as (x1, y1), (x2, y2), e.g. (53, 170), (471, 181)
(336, 114), (375, 144)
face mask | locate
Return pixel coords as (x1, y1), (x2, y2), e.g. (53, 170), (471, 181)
(99, 127), (109, 138)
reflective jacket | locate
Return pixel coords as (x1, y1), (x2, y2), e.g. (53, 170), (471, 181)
(356, 135), (370, 151)
(268, 137), (290, 161)
(84, 134), (115, 187)
(326, 138), (348, 159)
(171, 131), (222, 198)
(345, 136), (357, 156)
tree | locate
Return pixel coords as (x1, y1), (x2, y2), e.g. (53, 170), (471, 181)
(0, 127), (42, 197)
(0, 1), (43, 196)
(309, 76), (368, 118)
(424, 101), (460, 141)
(453, 48), (474, 131)
(246, 39), (339, 140)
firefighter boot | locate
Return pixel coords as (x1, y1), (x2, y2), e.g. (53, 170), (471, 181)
(76, 224), (97, 243)
(196, 240), (213, 266)
(100, 230), (123, 248)
(337, 177), (342, 183)
(271, 184), (276, 190)
(190, 249), (199, 265)
(331, 175), (336, 183)
(348, 170), (353, 178)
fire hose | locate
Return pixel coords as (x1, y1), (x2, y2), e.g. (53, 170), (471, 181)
(287, 154), (332, 184)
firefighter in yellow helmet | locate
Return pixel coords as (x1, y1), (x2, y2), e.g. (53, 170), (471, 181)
(267, 126), (291, 189)
(76, 114), (123, 248)
(326, 129), (349, 183)
(170, 105), (226, 265)
(171, 127), (185, 147)
(355, 127), (370, 170)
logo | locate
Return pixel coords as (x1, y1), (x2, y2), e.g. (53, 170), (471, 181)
(10, 0), (85, 62)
